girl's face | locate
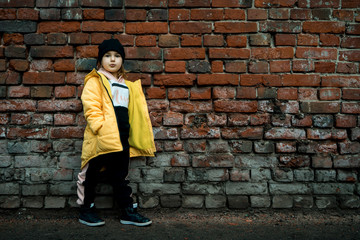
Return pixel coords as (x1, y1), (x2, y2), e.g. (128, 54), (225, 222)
(101, 51), (123, 74)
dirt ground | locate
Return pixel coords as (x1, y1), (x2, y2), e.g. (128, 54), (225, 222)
(1, 208), (360, 240)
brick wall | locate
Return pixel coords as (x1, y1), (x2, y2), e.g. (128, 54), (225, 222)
(0, 0), (360, 209)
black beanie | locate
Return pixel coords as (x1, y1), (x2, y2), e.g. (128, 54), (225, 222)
(97, 38), (125, 63)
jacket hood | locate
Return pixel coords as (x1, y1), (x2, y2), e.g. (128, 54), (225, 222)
(84, 68), (100, 86)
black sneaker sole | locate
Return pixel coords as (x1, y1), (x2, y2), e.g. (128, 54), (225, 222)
(120, 220), (152, 227)
(79, 219), (105, 227)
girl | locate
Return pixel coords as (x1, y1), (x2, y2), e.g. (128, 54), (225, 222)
(76, 38), (156, 227)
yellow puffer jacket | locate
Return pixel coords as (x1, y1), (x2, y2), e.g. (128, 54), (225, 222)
(80, 69), (156, 169)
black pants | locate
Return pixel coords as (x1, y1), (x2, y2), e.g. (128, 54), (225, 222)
(83, 149), (133, 208)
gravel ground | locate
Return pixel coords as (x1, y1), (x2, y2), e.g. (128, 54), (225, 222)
(1, 208), (360, 240)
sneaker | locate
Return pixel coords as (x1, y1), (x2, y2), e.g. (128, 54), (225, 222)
(120, 204), (152, 227)
(79, 205), (105, 227)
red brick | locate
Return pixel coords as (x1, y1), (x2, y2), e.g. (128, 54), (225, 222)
(339, 50), (360, 61)
(37, 100), (82, 112)
(125, 9), (146, 21)
(213, 0), (251, 7)
(319, 88), (341, 100)
(309, 0), (340, 7)
(126, 73), (151, 85)
(114, 35), (135, 46)
(247, 9), (267, 20)
(50, 127), (84, 139)
(321, 76), (360, 87)
(90, 33), (112, 44)
(265, 128), (306, 140)
(277, 88), (298, 100)
(146, 87), (166, 99)
(292, 60), (314, 72)
(214, 22), (257, 33)
(149, 112), (163, 127)
(125, 0), (167, 7)
(54, 113), (76, 125)
(158, 35), (179, 47)
(291, 115), (312, 127)
(333, 10), (354, 21)
(168, 9), (189, 21)
(39, 22), (80, 33)
(198, 74), (239, 86)
(126, 47), (161, 60)
(301, 102), (340, 113)
(164, 48), (205, 60)
(54, 86), (76, 98)
(275, 34), (296, 46)
(171, 154), (190, 166)
(69, 33), (89, 45)
(209, 48), (250, 59)
(315, 62), (336, 73)
(343, 89), (360, 100)
(7, 127), (48, 139)
(250, 113), (270, 125)
(126, 22), (167, 34)
(342, 0), (360, 8)
(226, 36), (247, 47)
(255, 0), (297, 7)
(270, 60), (291, 73)
(165, 61), (186, 73)
(83, 9), (104, 20)
(296, 47), (337, 60)
(147, 100), (169, 111)
(170, 22), (211, 34)
(251, 47), (294, 59)
(225, 62), (246, 73)
(83, 21), (123, 32)
(312, 154), (333, 168)
(214, 100), (257, 113)
(204, 35), (224, 47)
(136, 35), (156, 47)
(30, 60), (53, 71)
(190, 88), (211, 100)
(0, 100), (36, 112)
(228, 114), (250, 126)
(3, 33), (23, 45)
(279, 156), (310, 168)
(0, 114), (9, 124)
(17, 8), (39, 20)
(23, 72), (65, 85)
(30, 46), (73, 58)
(207, 113), (227, 127)
(163, 112), (184, 126)
(224, 9), (245, 20)
(53, 59), (75, 71)
(290, 9), (311, 20)
(341, 37), (360, 49)
(221, 127), (263, 139)
(154, 74), (196, 86)
(248, 61), (268, 73)
(336, 115), (357, 128)
(168, 88), (188, 99)
(298, 34), (319, 46)
(211, 61), (223, 73)
(320, 34), (340, 46)
(8, 86), (30, 98)
(269, 9), (289, 20)
(181, 35), (202, 46)
(66, 72), (87, 85)
(307, 129), (346, 140)
(169, 0), (210, 7)
(10, 113), (31, 125)
(282, 74), (320, 86)
(181, 126), (221, 139)
(190, 9), (223, 20)
(240, 74), (282, 87)
(31, 86), (53, 98)
(347, 24), (360, 35)
(9, 60), (29, 72)
(337, 62), (357, 74)
(76, 45), (100, 58)
(236, 87), (256, 99)
(276, 142), (296, 153)
(303, 21), (345, 34)
(342, 102), (360, 114)
(170, 100), (212, 113)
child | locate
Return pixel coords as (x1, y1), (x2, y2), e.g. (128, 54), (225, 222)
(76, 38), (156, 227)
